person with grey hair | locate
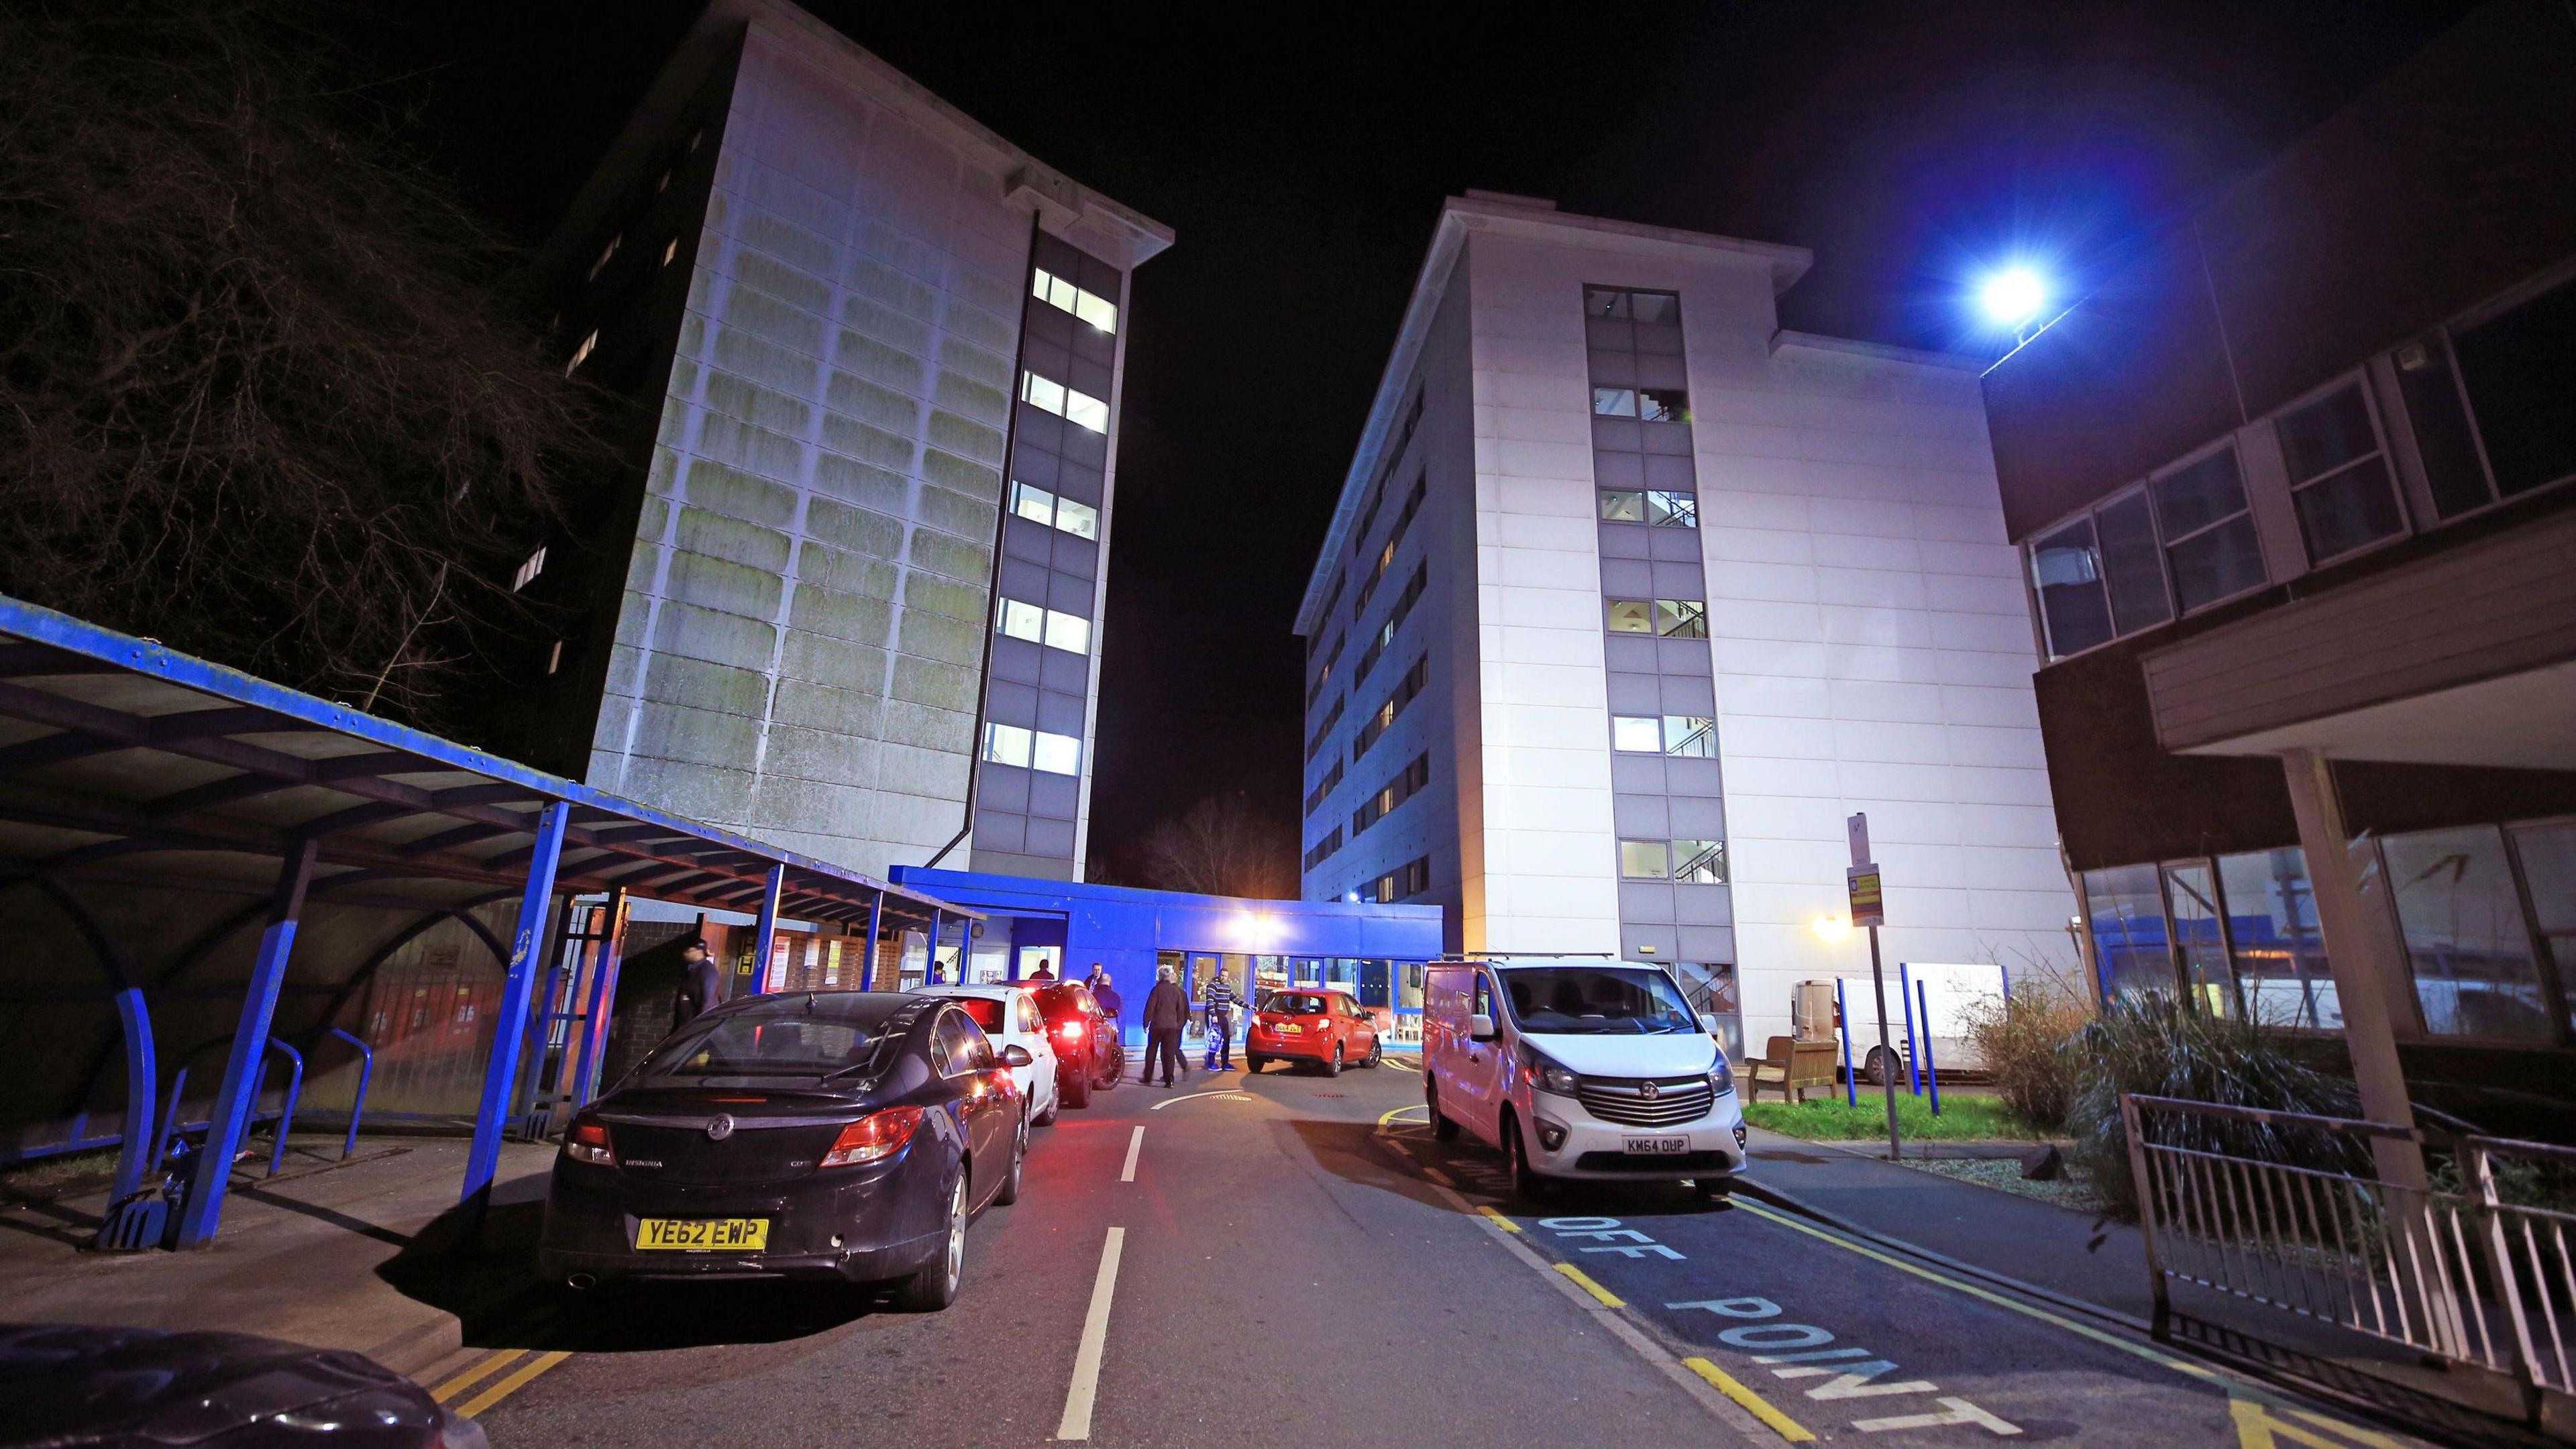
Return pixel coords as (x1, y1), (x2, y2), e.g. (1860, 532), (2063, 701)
(1138, 963), (1189, 1087)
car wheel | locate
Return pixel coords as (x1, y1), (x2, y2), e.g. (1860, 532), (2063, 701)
(995, 1114), (1027, 1206)
(1503, 1112), (1550, 1201)
(1064, 1070), (1092, 1110)
(893, 1175), (966, 1311)
(1324, 1044), (1344, 1078)
(1429, 1082), (1460, 1141)
(1244, 1056), (1265, 1074)
(1034, 1085), (1059, 1127)
(1863, 1046), (1903, 1087)
(1364, 1038), (1383, 1068)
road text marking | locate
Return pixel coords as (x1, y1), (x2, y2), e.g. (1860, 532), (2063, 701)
(1554, 1262), (1625, 1307)
(1148, 1090), (1252, 1111)
(1120, 1126), (1144, 1183)
(1683, 1356), (1818, 1443)
(1055, 1225), (1126, 1442)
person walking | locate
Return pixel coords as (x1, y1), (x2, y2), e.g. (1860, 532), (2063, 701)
(673, 938), (722, 1028)
(1139, 964), (1189, 1087)
(1201, 970), (1239, 1071)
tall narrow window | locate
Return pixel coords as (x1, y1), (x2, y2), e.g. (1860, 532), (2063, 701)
(2163, 861), (2233, 1016)
(2092, 487), (2171, 636)
(2277, 382), (2404, 564)
(2385, 826), (2548, 1041)
(2392, 334), (2495, 519)
(2082, 864), (2173, 1001)
(2029, 516), (2110, 659)
(2148, 446), (2265, 612)
(2452, 276), (2576, 498)
(2216, 849), (2337, 1030)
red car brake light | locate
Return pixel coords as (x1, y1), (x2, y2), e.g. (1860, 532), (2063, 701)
(821, 1106), (924, 1167)
(565, 1116), (614, 1165)
(1057, 1018), (1086, 1042)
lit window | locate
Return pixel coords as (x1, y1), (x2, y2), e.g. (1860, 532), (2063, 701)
(1638, 388), (1690, 424)
(1619, 840), (1670, 879)
(1031, 731), (1080, 775)
(1593, 387), (1640, 418)
(1021, 372), (1067, 416)
(1065, 389), (1110, 433)
(1044, 610), (1091, 655)
(2277, 382), (2404, 564)
(1012, 481), (1056, 525)
(1055, 498), (1099, 540)
(1073, 290), (1117, 333)
(1611, 716), (1662, 752)
(564, 330), (598, 376)
(983, 722), (1032, 768)
(1646, 490), (1698, 527)
(1662, 716), (1717, 757)
(513, 546), (547, 593)
(1605, 599), (1654, 633)
(588, 235), (619, 282)
(661, 238), (678, 267)
(1673, 840), (1726, 885)
(1654, 599), (1708, 639)
(998, 598), (1044, 643)
(1599, 490), (1645, 523)
(1031, 266), (1120, 335)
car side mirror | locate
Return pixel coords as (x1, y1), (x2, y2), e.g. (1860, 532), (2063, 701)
(1468, 1012), (1497, 1042)
(999, 1044), (1033, 1068)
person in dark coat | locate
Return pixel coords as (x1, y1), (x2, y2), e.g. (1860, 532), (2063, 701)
(673, 938), (722, 1028)
(1138, 965), (1189, 1087)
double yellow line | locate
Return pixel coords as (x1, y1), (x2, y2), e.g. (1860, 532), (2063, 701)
(429, 1346), (573, 1420)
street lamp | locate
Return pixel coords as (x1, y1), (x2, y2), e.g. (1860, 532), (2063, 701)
(1811, 913), (1853, 944)
(1978, 266), (2049, 344)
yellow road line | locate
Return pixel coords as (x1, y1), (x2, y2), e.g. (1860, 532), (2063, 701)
(429, 1348), (525, 1404)
(1375, 1104), (1428, 1133)
(1476, 1205), (1520, 1233)
(1552, 1262), (1624, 1307)
(453, 1349), (572, 1419)
(1682, 1356), (1817, 1443)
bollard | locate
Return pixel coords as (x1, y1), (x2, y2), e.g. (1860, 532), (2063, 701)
(1917, 979), (1941, 1118)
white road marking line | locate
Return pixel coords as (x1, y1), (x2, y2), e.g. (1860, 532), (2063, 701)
(1055, 1225), (1126, 1442)
(1120, 1126), (1144, 1183)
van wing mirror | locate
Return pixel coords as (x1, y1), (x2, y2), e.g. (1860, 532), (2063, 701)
(1468, 1012), (1497, 1042)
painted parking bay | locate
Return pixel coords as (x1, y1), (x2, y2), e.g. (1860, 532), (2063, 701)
(1380, 1118), (2423, 1448)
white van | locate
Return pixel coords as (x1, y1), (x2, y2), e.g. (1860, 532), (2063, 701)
(1813, 963), (2007, 1084)
(1422, 959), (1746, 1199)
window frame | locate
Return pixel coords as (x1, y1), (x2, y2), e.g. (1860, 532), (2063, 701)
(2145, 436), (2270, 618)
(2270, 370), (2412, 570)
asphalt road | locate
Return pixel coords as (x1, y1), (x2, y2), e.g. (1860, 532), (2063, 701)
(455, 1055), (2430, 1448)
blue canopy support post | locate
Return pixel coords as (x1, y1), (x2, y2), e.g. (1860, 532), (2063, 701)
(1917, 979), (1942, 1118)
(928, 909), (944, 985)
(155, 1067), (190, 1179)
(570, 890), (630, 1110)
(461, 800), (570, 1240)
(1899, 962), (1922, 1097)
(858, 893), (883, 991)
(174, 839), (317, 1249)
(107, 987), (157, 1205)
(1837, 977), (1858, 1107)
(323, 1028), (373, 1159)
(750, 864), (785, 994)
(515, 892), (581, 1136)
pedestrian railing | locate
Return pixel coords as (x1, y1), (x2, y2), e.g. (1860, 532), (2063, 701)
(2123, 1093), (2576, 1432)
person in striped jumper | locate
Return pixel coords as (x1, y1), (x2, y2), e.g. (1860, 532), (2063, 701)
(1201, 971), (1240, 1071)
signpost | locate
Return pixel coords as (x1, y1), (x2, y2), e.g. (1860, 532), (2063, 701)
(1847, 812), (1900, 1160)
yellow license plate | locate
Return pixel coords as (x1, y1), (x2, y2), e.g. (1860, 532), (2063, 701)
(635, 1217), (769, 1251)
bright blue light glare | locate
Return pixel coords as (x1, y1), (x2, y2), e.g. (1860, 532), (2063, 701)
(1980, 268), (2047, 326)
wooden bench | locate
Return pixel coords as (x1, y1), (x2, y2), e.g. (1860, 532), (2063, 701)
(1746, 1035), (1838, 1104)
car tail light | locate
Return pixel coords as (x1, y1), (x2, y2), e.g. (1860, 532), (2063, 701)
(1057, 1018), (1086, 1042)
(565, 1117), (615, 1166)
(820, 1106), (923, 1167)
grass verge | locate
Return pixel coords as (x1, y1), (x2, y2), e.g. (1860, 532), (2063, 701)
(1741, 1093), (2033, 1141)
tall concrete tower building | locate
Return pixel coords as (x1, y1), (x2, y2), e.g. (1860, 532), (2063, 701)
(1295, 193), (2080, 1050)
(535, 0), (1169, 882)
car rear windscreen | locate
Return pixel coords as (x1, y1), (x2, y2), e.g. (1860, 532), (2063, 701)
(1263, 993), (1333, 1016)
(1500, 968), (1699, 1035)
(950, 998), (1006, 1031)
(643, 1010), (883, 1076)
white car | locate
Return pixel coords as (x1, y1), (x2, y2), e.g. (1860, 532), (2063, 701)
(912, 984), (1062, 1128)
(1422, 960), (1745, 1199)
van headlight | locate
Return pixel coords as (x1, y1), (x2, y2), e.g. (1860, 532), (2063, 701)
(1517, 1042), (1579, 1095)
(1708, 1055), (1735, 1096)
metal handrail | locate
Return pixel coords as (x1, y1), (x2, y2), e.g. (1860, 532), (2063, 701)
(2123, 1091), (2419, 1140)
(321, 1028), (373, 1161)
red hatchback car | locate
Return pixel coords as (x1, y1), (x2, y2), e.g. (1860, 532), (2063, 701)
(1244, 987), (1383, 1076)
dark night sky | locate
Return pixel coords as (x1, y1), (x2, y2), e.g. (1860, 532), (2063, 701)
(379, 1), (2473, 876)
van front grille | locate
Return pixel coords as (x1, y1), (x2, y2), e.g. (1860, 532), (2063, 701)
(1576, 1075), (1713, 1128)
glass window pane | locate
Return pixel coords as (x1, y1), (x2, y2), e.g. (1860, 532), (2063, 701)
(2510, 822), (2576, 1038)
(1031, 731), (1080, 775)
(2082, 864), (2173, 1001)
(1605, 599), (1653, 633)
(1073, 290), (1118, 334)
(1592, 387), (1640, 418)
(999, 598), (1044, 642)
(1048, 276), (1079, 311)
(2094, 489), (2172, 636)
(1638, 388), (1689, 423)
(1044, 610), (1091, 654)
(1598, 490), (1646, 523)
(1610, 716), (1662, 752)
(1647, 490), (1698, 527)
(2030, 517), (2112, 657)
(2217, 848), (2339, 1030)
(2453, 276), (2576, 497)
(1674, 840), (1726, 884)
(2392, 335), (2494, 519)
(2277, 384), (2381, 485)
(1629, 292), (1680, 326)
(1656, 599), (1707, 639)
(983, 722), (1032, 767)
(1663, 716), (1717, 758)
(2167, 515), (2267, 612)
(2163, 861), (2234, 1016)
(1023, 372), (1066, 415)
(1618, 840), (1670, 879)
(1066, 390), (1110, 433)
(1031, 267), (1055, 301)
(2386, 826), (2549, 1040)
(1055, 498), (1099, 540)
(2292, 457), (2406, 562)
(1012, 482), (1055, 525)
(2149, 447), (2249, 538)
(1585, 288), (1631, 319)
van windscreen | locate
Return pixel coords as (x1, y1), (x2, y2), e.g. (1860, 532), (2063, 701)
(1501, 968), (1698, 1035)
